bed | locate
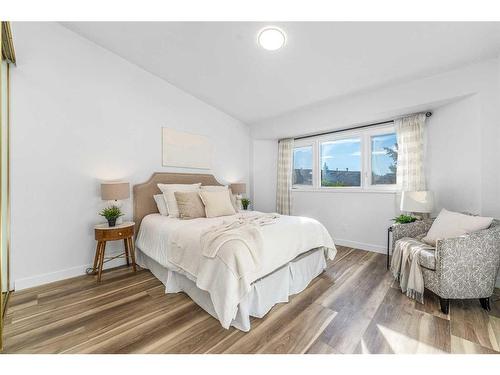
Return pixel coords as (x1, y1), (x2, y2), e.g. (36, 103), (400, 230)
(133, 172), (336, 331)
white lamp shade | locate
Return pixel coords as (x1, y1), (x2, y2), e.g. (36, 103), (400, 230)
(400, 191), (434, 213)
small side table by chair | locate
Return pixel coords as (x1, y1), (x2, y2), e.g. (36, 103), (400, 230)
(92, 221), (136, 282)
(387, 225), (393, 270)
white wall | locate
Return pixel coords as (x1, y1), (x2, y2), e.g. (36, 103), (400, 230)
(251, 140), (278, 213)
(10, 22), (251, 289)
(426, 95), (482, 216)
(251, 59), (500, 259)
(293, 191), (398, 253)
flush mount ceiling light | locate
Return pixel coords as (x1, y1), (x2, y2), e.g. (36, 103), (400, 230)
(258, 27), (286, 51)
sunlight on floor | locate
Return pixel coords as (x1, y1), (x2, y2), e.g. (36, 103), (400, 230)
(486, 316), (500, 351)
(359, 339), (370, 354)
(377, 324), (447, 354)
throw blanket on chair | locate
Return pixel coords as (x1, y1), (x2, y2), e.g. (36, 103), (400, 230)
(390, 237), (434, 303)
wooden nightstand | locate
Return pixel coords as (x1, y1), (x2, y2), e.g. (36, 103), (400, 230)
(93, 221), (136, 282)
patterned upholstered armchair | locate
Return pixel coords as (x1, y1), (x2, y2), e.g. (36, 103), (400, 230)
(391, 218), (500, 314)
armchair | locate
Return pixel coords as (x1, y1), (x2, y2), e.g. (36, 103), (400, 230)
(391, 218), (500, 314)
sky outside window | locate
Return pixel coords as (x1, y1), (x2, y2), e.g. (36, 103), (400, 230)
(293, 146), (312, 170)
(371, 133), (397, 185)
(320, 138), (361, 171)
(293, 146), (313, 185)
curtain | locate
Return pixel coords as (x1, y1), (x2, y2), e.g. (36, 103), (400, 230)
(395, 113), (427, 191)
(276, 138), (294, 215)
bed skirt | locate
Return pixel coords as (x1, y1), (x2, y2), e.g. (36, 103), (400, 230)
(136, 248), (327, 331)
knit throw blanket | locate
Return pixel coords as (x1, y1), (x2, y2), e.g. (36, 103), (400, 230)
(390, 237), (434, 304)
(201, 213), (280, 265)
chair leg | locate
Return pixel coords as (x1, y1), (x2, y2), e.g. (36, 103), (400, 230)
(479, 297), (491, 311)
(440, 298), (450, 314)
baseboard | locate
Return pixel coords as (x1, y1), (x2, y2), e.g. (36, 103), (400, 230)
(14, 255), (127, 291)
(334, 239), (386, 254)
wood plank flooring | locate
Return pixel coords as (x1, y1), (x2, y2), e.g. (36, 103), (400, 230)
(2, 247), (500, 354)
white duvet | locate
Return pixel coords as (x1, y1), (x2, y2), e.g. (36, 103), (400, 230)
(136, 211), (336, 328)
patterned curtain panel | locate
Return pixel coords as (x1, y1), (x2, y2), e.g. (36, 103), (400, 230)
(395, 113), (427, 191)
(276, 138), (294, 215)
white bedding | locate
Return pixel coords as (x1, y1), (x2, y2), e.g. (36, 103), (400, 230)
(136, 211), (336, 328)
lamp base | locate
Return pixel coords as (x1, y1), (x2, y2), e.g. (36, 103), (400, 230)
(236, 194), (243, 211)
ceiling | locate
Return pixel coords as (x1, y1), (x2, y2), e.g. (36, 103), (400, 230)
(61, 22), (500, 124)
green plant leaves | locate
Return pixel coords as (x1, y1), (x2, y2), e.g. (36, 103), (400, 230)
(392, 214), (417, 224)
(99, 205), (124, 220)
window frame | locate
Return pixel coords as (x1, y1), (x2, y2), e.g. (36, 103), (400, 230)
(317, 131), (364, 191)
(365, 125), (400, 191)
(291, 124), (399, 193)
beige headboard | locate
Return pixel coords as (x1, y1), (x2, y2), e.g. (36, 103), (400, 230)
(133, 172), (223, 233)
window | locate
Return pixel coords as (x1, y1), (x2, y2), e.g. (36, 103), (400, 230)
(293, 145), (313, 186)
(320, 138), (361, 187)
(371, 133), (397, 185)
(292, 125), (398, 191)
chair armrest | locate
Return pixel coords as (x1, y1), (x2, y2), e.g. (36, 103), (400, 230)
(436, 224), (500, 298)
(391, 219), (434, 249)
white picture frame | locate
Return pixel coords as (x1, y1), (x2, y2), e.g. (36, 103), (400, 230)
(162, 128), (213, 170)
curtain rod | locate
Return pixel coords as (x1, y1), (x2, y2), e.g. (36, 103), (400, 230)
(293, 111), (432, 141)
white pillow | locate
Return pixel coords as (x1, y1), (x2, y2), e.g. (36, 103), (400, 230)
(153, 194), (169, 216)
(157, 183), (201, 218)
(199, 190), (236, 218)
(422, 208), (493, 246)
(201, 185), (239, 211)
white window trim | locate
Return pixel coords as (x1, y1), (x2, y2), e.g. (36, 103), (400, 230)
(292, 124), (400, 193)
(316, 130), (364, 191)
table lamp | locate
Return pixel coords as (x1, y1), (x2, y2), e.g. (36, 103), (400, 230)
(101, 182), (130, 203)
(230, 183), (246, 209)
(400, 191), (434, 219)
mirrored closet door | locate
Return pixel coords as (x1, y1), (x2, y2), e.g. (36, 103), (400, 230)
(1, 21), (15, 352)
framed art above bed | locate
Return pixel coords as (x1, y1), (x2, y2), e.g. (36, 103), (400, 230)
(162, 128), (214, 170)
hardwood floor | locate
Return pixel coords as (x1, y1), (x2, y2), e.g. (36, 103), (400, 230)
(2, 247), (500, 354)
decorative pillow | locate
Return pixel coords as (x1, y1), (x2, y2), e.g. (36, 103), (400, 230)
(153, 194), (169, 216)
(200, 185), (239, 212)
(198, 190), (237, 218)
(174, 191), (206, 220)
(422, 208), (493, 246)
(157, 183), (201, 218)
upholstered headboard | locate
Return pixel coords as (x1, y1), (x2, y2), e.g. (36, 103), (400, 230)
(133, 172), (223, 233)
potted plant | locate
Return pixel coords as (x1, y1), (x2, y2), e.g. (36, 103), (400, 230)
(392, 214), (417, 225)
(99, 205), (123, 227)
(241, 198), (251, 210)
